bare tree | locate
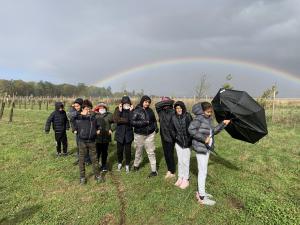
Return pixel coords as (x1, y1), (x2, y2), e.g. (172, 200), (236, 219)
(195, 75), (210, 99)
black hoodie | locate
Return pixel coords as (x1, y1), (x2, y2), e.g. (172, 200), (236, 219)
(131, 95), (158, 135)
(170, 101), (193, 148)
(45, 102), (70, 133)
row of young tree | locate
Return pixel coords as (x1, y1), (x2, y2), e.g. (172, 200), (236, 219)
(0, 79), (114, 97)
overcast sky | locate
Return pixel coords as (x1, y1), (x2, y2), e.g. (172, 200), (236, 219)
(0, 0), (299, 97)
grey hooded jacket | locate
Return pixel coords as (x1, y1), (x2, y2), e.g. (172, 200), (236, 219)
(188, 103), (226, 154)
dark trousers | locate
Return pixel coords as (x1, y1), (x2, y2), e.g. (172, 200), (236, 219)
(162, 140), (176, 174)
(117, 142), (132, 165)
(96, 142), (109, 166)
(55, 132), (68, 153)
(78, 141), (100, 178)
(75, 135), (91, 163)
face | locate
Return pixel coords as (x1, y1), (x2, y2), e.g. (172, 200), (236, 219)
(203, 107), (213, 118)
(83, 106), (91, 113)
(175, 106), (182, 115)
(143, 100), (150, 108)
(98, 106), (106, 114)
(74, 103), (81, 111)
(123, 103), (130, 110)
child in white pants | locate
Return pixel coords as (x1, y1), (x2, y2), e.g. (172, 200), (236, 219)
(188, 102), (230, 206)
(171, 101), (193, 189)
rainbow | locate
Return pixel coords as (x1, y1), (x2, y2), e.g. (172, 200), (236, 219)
(95, 57), (300, 86)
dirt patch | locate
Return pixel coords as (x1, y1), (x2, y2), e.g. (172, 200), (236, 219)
(108, 172), (126, 225)
(98, 213), (116, 225)
(228, 196), (245, 210)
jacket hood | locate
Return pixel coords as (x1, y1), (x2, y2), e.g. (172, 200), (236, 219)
(55, 102), (64, 111)
(155, 99), (174, 112)
(121, 96), (131, 105)
(192, 103), (204, 115)
(174, 101), (187, 114)
(74, 98), (83, 106)
(94, 102), (108, 112)
(139, 95), (151, 106)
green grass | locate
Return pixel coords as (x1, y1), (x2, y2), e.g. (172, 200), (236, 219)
(0, 108), (299, 225)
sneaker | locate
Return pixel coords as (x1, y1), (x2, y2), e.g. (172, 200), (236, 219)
(174, 178), (183, 187)
(80, 177), (87, 185)
(206, 193), (213, 198)
(165, 171), (176, 179)
(196, 192), (216, 206)
(56, 152), (62, 157)
(133, 166), (139, 172)
(117, 163), (122, 171)
(62, 152), (68, 156)
(179, 179), (189, 189)
(125, 165), (130, 173)
(148, 171), (158, 178)
(101, 165), (108, 172)
(95, 175), (105, 183)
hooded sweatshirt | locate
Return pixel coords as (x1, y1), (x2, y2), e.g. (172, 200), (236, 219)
(171, 101), (193, 148)
(131, 95), (158, 135)
(188, 102), (226, 154)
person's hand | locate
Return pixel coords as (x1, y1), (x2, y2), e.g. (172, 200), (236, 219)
(108, 130), (112, 135)
(223, 120), (231, 125)
(205, 136), (211, 144)
(96, 130), (101, 135)
(73, 130), (78, 134)
(130, 105), (134, 111)
(118, 104), (123, 112)
(155, 128), (159, 134)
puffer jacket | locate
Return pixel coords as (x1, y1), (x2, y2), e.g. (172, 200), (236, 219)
(131, 96), (158, 135)
(95, 111), (115, 143)
(113, 107), (134, 144)
(45, 102), (70, 133)
(171, 101), (193, 148)
(155, 100), (175, 143)
(74, 112), (100, 142)
(188, 103), (226, 154)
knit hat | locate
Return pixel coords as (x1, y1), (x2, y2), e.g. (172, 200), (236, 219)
(94, 102), (108, 112)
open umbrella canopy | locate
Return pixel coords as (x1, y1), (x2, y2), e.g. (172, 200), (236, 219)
(212, 89), (268, 143)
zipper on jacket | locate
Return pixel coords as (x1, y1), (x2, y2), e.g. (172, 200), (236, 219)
(88, 116), (92, 140)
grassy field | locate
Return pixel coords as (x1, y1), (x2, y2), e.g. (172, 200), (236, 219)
(0, 107), (299, 225)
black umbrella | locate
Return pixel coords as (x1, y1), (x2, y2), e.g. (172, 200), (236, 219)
(212, 89), (268, 143)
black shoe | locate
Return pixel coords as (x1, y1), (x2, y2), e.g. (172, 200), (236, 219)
(133, 166), (140, 172)
(148, 171), (158, 178)
(56, 152), (62, 157)
(80, 177), (87, 185)
(101, 165), (108, 172)
(62, 152), (68, 156)
(95, 175), (105, 183)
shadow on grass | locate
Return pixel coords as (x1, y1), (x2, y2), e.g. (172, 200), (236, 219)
(0, 205), (42, 225)
(190, 153), (240, 176)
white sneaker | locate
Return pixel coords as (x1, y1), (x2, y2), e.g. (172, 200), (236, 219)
(125, 165), (130, 173)
(196, 192), (216, 206)
(206, 193), (213, 198)
(117, 163), (122, 171)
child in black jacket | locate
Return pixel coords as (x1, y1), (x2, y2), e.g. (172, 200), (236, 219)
(45, 102), (70, 156)
(74, 99), (102, 184)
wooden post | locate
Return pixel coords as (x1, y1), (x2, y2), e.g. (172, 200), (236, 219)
(9, 95), (15, 122)
(272, 89), (276, 122)
(0, 100), (5, 120)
